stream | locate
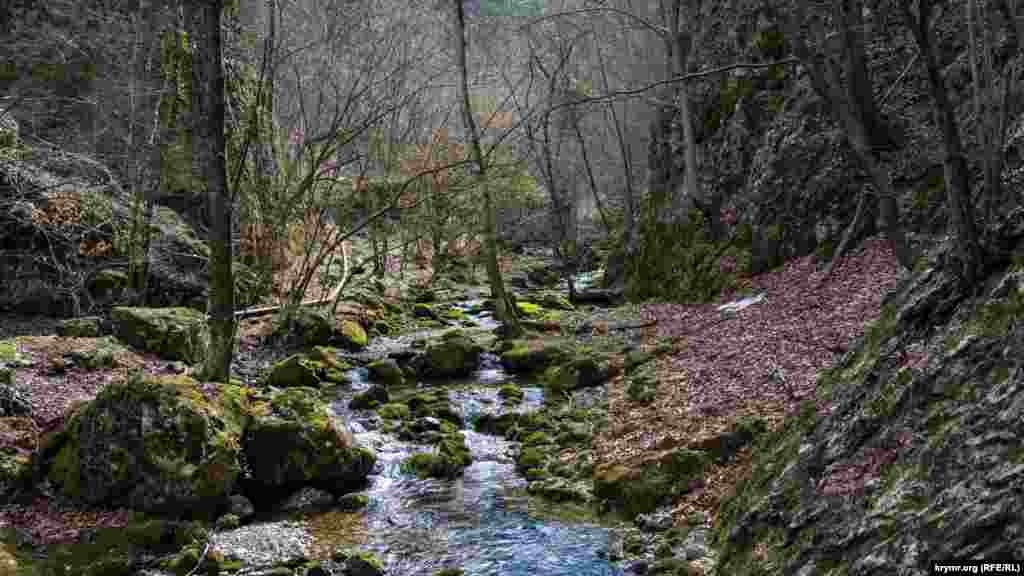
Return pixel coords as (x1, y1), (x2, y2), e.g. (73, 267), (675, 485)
(232, 297), (626, 575)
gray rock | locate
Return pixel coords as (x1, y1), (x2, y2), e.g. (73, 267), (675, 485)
(636, 508), (674, 533)
(228, 494), (255, 521)
(277, 486), (336, 513)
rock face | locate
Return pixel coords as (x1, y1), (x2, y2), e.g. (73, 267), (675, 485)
(243, 387), (374, 498)
(39, 374), (245, 517)
(715, 209), (1024, 574)
(110, 306), (208, 364)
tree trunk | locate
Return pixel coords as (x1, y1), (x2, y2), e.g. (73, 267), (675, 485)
(452, 0), (521, 337)
(188, 0), (235, 382)
(901, 0), (981, 283)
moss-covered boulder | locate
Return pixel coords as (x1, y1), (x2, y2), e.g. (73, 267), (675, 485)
(243, 387), (374, 497)
(337, 320), (368, 350)
(424, 336), (482, 378)
(264, 354), (322, 388)
(406, 390), (462, 427)
(498, 384), (524, 402)
(498, 340), (572, 373)
(273, 308), (335, 347)
(38, 373), (247, 516)
(57, 316), (103, 338)
(594, 449), (709, 518)
(367, 358), (404, 387)
(401, 432), (472, 479)
(413, 302), (437, 320)
(515, 301), (542, 317)
(544, 356), (613, 395)
(349, 385), (389, 410)
(110, 307), (208, 364)
(377, 402), (410, 421)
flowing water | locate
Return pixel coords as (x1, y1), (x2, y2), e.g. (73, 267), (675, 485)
(317, 302), (625, 576)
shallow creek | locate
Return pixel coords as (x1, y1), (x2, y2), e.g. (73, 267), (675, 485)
(228, 300), (625, 575)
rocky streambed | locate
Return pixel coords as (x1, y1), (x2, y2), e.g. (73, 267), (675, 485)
(209, 298), (630, 575)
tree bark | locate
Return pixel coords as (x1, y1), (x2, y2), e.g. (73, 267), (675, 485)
(452, 0), (521, 337)
(900, 0), (981, 283)
(188, 0), (235, 381)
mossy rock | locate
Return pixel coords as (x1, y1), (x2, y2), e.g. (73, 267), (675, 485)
(243, 387), (375, 497)
(442, 308), (466, 321)
(544, 355), (612, 394)
(521, 431), (550, 447)
(526, 477), (592, 503)
(264, 354), (323, 388)
(499, 340), (573, 373)
(593, 463), (675, 518)
(349, 385), (389, 410)
(337, 493), (369, 511)
(516, 301), (542, 317)
(345, 550), (385, 576)
(424, 336), (482, 378)
(498, 384), (524, 402)
(377, 402), (411, 421)
(309, 346), (351, 372)
(433, 569), (465, 576)
(39, 373), (248, 516)
(406, 391), (463, 427)
(272, 308), (335, 348)
(110, 307), (208, 364)
(57, 316), (103, 338)
(0, 340), (16, 363)
(516, 446), (546, 471)
(472, 412), (521, 436)
(413, 303), (436, 319)
(367, 359), (404, 387)
(337, 320), (368, 350)
(401, 432), (472, 479)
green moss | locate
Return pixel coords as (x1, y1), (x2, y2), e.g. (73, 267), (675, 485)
(377, 403), (410, 420)
(522, 431), (550, 447)
(338, 320), (368, 349)
(517, 447), (545, 471)
(337, 493), (369, 511)
(516, 302), (541, 317)
(499, 384), (524, 402)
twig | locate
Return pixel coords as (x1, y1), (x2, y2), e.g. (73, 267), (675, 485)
(184, 541), (211, 576)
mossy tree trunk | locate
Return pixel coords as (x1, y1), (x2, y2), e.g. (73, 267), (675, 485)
(452, 0), (521, 337)
(188, 0), (235, 381)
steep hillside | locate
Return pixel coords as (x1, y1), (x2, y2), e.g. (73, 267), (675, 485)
(713, 208), (1024, 574)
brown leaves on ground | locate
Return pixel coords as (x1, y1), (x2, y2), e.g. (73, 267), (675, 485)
(595, 237), (903, 525)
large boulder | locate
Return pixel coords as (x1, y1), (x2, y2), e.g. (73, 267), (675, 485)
(367, 358), (404, 387)
(243, 387), (374, 498)
(38, 373), (249, 517)
(498, 339), (573, 373)
(543, 355), (613, 395)
(423, 335), (482, 378)
(110, 306), (208, 364)
(263, 354), (322, 388)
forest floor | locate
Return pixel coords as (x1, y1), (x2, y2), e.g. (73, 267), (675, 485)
(0, 235), (904, 551)
(593, 237), (904, 527)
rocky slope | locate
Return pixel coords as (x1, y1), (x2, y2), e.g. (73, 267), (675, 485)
(712, 209), (1024, 574)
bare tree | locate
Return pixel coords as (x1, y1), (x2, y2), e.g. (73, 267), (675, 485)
(781, 0), (915, 277)
(453, 0), (522, 336)
(899, 0), (981, 284)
